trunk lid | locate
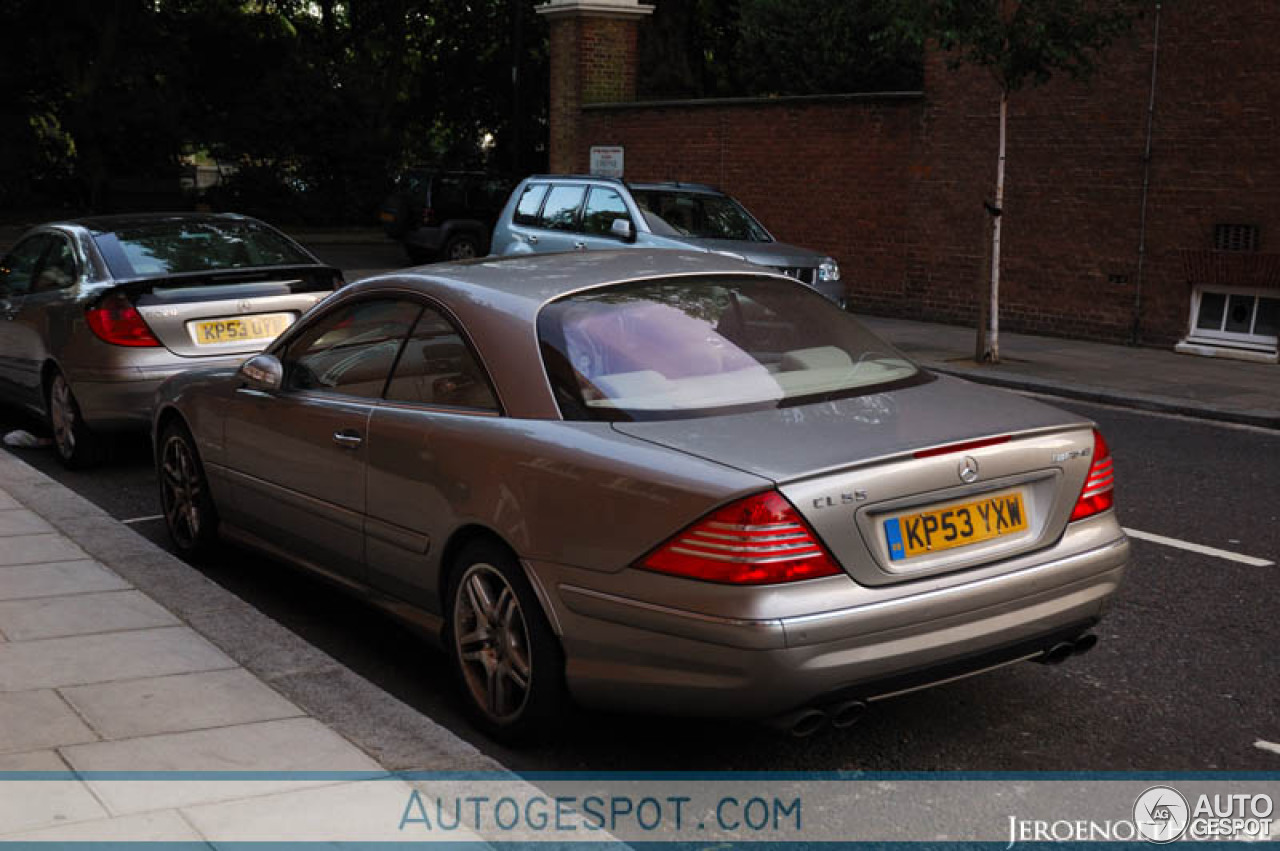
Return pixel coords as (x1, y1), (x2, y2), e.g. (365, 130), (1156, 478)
(116, 265), (339, 357)
(613, 375), (1098, 585)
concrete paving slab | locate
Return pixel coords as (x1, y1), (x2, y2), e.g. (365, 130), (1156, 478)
(0, 532), (89, 566)
(0, 560), (129, 601)
(181, 778), (455, 843)
(0, 751), (108, 836)
(62, 668), (304, 740)
(0, 589), (178, 641)
(1, 809), (207, 843)
(63, 717), (384, 814)
(0, 626), (235, 692)
(0, 509), (55, 537)
(0, 690), (97, 754)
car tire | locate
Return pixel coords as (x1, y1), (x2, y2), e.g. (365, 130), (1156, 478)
(47, 371), (104, 469)
(442, 233), (481, 261)
(446, 539), (565, 743)
(157, 420), (220, 557)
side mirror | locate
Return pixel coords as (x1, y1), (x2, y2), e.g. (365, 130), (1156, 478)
(610, 218), (636, 242)
(239, 354), (283, 391)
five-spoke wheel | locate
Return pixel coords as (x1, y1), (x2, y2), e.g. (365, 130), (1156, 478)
(158, 422), (218, 556)
(448, 541), (563, 741)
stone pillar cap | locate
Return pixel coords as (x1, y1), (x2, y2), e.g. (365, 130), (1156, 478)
(536, 0), (654, 20)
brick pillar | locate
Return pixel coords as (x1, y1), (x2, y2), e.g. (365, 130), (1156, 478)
(537, 0), (653, 173)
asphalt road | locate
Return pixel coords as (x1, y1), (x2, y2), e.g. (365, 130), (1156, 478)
(1, 242), (1276, 772)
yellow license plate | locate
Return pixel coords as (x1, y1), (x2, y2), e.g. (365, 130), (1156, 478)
(885, 491), (1028, 561)
(190, 313), (293, 346)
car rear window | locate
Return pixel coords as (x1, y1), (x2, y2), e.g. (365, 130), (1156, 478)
(538, 276), (923, 421)
(94, 220), (314, 279)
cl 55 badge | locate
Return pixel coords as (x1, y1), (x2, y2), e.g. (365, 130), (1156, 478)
(1052, 448), (1093, 463)
(813, 491), (868, 509)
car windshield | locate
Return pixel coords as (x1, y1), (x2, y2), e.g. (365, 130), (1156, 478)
(631, 189), (771, 242)
(94, 220), (314, 279)
(538, 276), (923, 421)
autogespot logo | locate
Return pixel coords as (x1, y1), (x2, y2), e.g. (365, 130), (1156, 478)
(1134, 786), (1190, 843)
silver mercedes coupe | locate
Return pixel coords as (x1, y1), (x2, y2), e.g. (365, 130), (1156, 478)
(0, 213), (341, 467)
(152, 249), (1128, 741)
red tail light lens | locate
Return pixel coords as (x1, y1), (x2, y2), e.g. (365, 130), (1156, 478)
(86, 293), (160, 347)
(422, 206), (436, 226)
(639, 490), (842, 585)
(1070, 429), (1115, 521)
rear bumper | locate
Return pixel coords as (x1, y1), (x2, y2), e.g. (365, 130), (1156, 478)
(67, 356), (248, 430)
(533, 525), (1128, 718)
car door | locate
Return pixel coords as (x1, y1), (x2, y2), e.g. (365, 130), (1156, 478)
(364, 303), (503, 613)
(10, 234), (81, 408)
(513, 183), (587, 254)
(222, 297), (423, 587)
(0, 234), (53, 406)
(576, 185), (637, 251)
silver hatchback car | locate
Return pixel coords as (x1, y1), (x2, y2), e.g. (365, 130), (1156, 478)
(0, 213), (341, 466)
(154, 250), (1127, 742)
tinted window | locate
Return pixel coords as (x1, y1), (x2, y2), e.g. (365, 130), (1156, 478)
(433, 177), (467, 212)
(284, 300), (422, 399)
(631, 190), (771, 242)
(513, 184), (548, 225)
(0, 235), (52, 296)
(34, 238), (77, 292)
(385, 307), (498, 410)
(538, 276), (920, 421)
(537, 185), (586, 231)
(582, 187), (632, 237)
(94, 220), (314, 278)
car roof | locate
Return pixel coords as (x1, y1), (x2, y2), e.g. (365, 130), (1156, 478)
(54, 212), (259, 235)
(346, 249), (791, 419)
(364, 248), (773, 313)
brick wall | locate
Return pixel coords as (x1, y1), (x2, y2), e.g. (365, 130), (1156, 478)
(567, 1), (1280, 347)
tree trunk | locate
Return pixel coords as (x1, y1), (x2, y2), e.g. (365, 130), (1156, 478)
(986, 88), (1009, 363)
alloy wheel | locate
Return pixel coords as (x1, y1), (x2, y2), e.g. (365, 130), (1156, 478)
(453, 563), (533, 723)
(49, 375), (77, 459)
(160, 432), (204, 550)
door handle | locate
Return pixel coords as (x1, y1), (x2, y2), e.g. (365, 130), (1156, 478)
(527, 234), (538, 245)
(573, 241), (587, 250)
(333, 429), (363, 449)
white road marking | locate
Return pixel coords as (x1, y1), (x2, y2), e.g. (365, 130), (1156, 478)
(1256, 740), (1280, 756)
(1123, 528), (1274, 567)
(121, 514), (165, 525)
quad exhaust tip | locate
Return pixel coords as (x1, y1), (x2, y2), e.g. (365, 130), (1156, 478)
(1038, 633), (1099, 665)
(769, 635), (1099, 735)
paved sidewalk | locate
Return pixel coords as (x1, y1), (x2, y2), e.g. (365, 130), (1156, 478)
(0, 450), (500, 842)
(859, 316), (1280, 429)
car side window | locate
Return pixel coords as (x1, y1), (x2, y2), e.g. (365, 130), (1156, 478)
(384, 306), (498, 411)
(0, 235), (52, 297)
(33, 237), (77, 292)
(582, 187), (632, 237)
(537, 185), (586, 232)
(513, 184), (548, 226)
(283, 299), (423, 399)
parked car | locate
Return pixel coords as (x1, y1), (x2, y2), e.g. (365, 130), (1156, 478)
(379, 168), (514, 264)
(490, 175), (845, 305)
(0, 213), (342, 467)
(153, 249), (1126, 742)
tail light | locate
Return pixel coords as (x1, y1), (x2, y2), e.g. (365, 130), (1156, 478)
(1070, 429), (1115, 521)
(422, 206), (436, 226)
(638, 490), (841, 585)
(86, 293), (160, 347)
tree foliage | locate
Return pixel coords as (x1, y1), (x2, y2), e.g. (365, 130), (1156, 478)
(0, 0), (548, 223)
(637, 0), (924, 100)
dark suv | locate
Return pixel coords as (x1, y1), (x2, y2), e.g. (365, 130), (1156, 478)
(379, 169), (514, 264)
